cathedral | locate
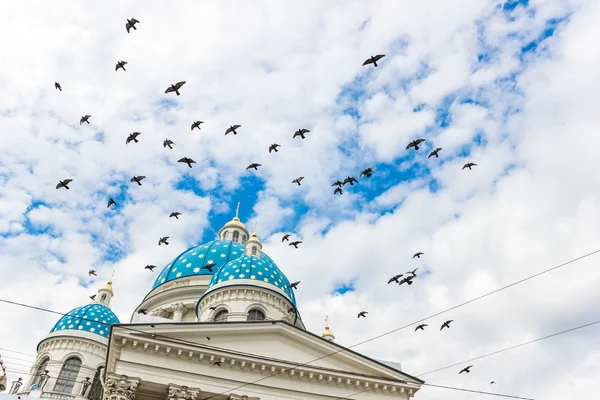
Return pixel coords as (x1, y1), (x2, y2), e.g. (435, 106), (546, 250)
(2, 210), (423, 400)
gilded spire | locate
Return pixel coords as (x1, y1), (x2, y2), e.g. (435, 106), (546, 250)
(234, 201), (241, 220)
(103, 270), (115, 294)
(322, 315), (334, 340)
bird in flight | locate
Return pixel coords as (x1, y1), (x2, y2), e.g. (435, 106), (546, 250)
(80, 115), (91, 125)
(288, 307), (298, 313)
(56, 179), (73, 190)
(269, 143), (280, 153)
(178, 157), (196, 168)
(387, 274), (402, 284)
(440, 320), (454, 330)
(333, 187), (343, 195)
(213, 361), (222, 367)
(332, 180), (343, 188)
(107, 198), (117, 208)
(362, 54), (385, 67)
(357, 311), (368, 318)
(359, 167), (376, 178)
(343, 176), (358, 186)
(209, 306), (216, 311)
(407, 268), (419, 277)
(89, 294), (96, 301)
(130, 176), (145, 186)
(281, 234), (291, 242)
(138, 309), (147, 315)
(428, 148), (442, 158)
(191, 121), (204, 131)
(413, 252), (424, 259)
(415, 324), (428, 331)
(158, 237), (170, 246)
(293, 129), (310, 139)
(55, 82), (62, 91)
(399, 276), (414, 286)
(165, 81), (186, 96)
(202, 263), (217, 272)
(406, 139), (426, 151)
(145, 265), (156, 271)
(292, 177), (304, 186)
(115, 61), (128, 71)
(88, 269), (97, 276)
(126, 18), (140, 33)
(225, 125), (242, 135)
(169, 212), (182, 219)
(289, 241), (302, 248)
(459, 365), (473, 374)
(490, 381), (496, 385)
(163, 139), (175, 149)
(285, 281), (301, 290)
(246, 163), (262, 170)
(126, 132), (141, 144)
(463, 162), (477, 170)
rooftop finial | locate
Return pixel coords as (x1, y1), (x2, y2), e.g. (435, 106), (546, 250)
(235, 202), (240, 219)
(253, 222), (257, 233)
(322, 315), (335, 341)
(325, 315), (329, 328)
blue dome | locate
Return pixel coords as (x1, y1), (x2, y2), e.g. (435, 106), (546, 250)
(152, 240), (247, 290)
(49, 303), (120, 339)
(207, 252), (297, 305)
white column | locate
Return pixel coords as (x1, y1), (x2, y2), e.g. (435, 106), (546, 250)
(167, 384), (201, 400)
(102, 373), (141, 400)
(171, 303), (188, 322)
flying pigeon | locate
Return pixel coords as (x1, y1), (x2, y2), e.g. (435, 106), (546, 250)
(145, 265), (156, 271)
(285, 281), (301, 290)
(440, 320), (454, 330)
(178, 157), (196, 168)
(293, 129), (310, 139)
(163, 139), (175, 149)
(415, 324), (428, 331)
(88, 269), (97, 276)
(107, 198), (117, 208)
(115, 61), (127, 71)
(225, 125), (242, 135)
(89, 294), (96, 301)
(332, 180), (343, 187)
(191, 121), (204, 131)
(269, 143), (280, 153)
(399, 276), (415, 286)
(80, 115), (91, 125)
(126, 18), (140, 33)
(165, 81), (186, 96)
(359, 167), (376, 178)
(463, 162), (477, 170)
(428, 148), (442, 158)
(281, 234), (291, 242)
(130, 176), (145, 186)
(126, 132), (141, 144)
(292, 177), (304, 186)
(201, 263), (217, 272)
(209, 306), (217, 311)
(406, 139), (425, 151)
(459, 365), (473, 374)
(343, 176), (358, 186)
(138, 309), (147, 315)
(55, 82), (62, 91)
(387, 274), (403, 284)
(413, 252), (424, 259)
(288, 307), (298, 313)
(213, 361), (222, 366)
(362, 54), (385, 67)
(158, 237), (170, 246)
(334, 187), (343, 195)
(407, 268), (419, 277)
(246, 163), (262, 170)
(357, 311), (368, 318)
(56, 179), (73, 189)
(289, 241), (302, 248)
(490, 381), (496, 385)
(169, 212), (181, 219)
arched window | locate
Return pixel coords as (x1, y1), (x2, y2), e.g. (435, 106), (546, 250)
(88, 367), (103, 400)
(232, 231), (240, 242)
(100, 294), (106, 302)
(251, 246), (257, 256)
(214, 310), (228, 322)
(247, 309), (265, 321)
(54, 357), (82, 394)
(242, 235), (247, 244)
(31, 357), (49, 389)
(223, 230), (229, 240)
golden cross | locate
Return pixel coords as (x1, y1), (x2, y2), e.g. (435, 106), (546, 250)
(325, 315), (329, 325)
(235, 202), (240, 218)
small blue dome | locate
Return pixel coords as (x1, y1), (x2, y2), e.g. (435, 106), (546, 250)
(49, 303), (120, 339)
(152, 240), (247, 290)
(207, 252), (297, 305)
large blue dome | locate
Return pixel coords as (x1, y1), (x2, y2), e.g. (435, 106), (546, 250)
(49, 303), (120, 339)
(152, 240), (246, 290)
(206, 253), (297, 305)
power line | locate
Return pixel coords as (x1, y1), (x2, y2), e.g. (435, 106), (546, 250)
(0, 348), (36, 357)
(417, 318), (600, 377)
(422, 383), (534, 399)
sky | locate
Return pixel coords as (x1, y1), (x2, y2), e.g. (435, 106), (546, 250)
(1, 0), (599, 398)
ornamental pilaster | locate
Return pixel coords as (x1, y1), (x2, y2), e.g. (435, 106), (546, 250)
(103, 373), (141, 400)
(150, 307), (170, 318)
(167, 384), (201, 400)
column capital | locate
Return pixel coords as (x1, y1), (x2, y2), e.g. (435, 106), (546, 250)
(103, 373), (141, 400)
(150, 308), (170, 318)
(171, 303), (188, 315)
(167, 384), (201, 400)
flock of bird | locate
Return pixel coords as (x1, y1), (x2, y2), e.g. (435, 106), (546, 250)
(53, 17), (486, 382)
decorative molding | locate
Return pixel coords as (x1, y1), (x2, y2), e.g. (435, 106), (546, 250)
(150, 308), (170, 318)
(103, 373), (141, 400)
(158, 279), (191, 294)
(167, 384), (201, 400)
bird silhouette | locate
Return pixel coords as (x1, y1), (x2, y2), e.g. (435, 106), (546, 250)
(407, 268), (419, 277)
(387, 274), (403, 284)
(126, 132), (141, 144)
(191, 121), (204, 131)
(80, 115), (91, 125)
(213, 361), (222, 366)
(158, 237), (170, 246)
(178, 157), (196, 168)
(343, 176), (358, 186)
(209, 306), (216, 311)
(359, 167), (376, 178)
(126, 18), (140, 33)
(165, 81), (186, 96)
(88, 269), (97, 276)
(89, 295), (96, 301)
(55, 82), (62, 91)
(490, 381), (496, 385)
(406, 139), (426, 151)
(56, 179), (73, 190)
(357, 311), (368, 318)
(440, 320), (454, 330)
(292, 177), (304, 186)
(331, 180), (343, 187)
(362, 54), (385, 67)
(334, 187), (343, 195)
(399, 276), (415, 286)
(459, 365), (473, 374)
(201, 263), (217, 272)
(169, 212), (182, 219)
(246, 163), (262, 170)
(107, 198), (117, 208)
(281, 234), (291, 242)
(130, 176), (145, 186)
(413, 252), (424, 258)
(269, 143), (281, 153)
(145, 265), (156, 272)
(288, 307), (297, 313)
(115, 61), (127, 71)
(463, 162), (477, 170)
(293, 129), (310, 139)
(289, 241), (302, 248)
(415, 324), (428, 331)
(285, 281), (301, 290)
(225, 125), (241, 135)
(138, 309), (147, 315)
(163, 139), (175, 149)
(428, 148), (442, 158)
